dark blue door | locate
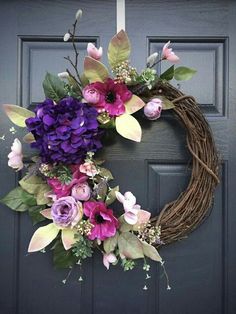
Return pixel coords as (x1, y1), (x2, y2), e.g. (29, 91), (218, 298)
(0, 1), (235, 313)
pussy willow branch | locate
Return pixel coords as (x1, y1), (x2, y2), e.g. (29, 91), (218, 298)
(64, 19), (82, 89)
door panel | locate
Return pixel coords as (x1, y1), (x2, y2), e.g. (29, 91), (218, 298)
(0, 1), (235, 314)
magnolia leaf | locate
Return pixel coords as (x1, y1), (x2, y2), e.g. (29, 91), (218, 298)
(84, 56), (109, 83)
(98, 167), (114, 181)
(103, 232), (119, 253)
(132, 210), (151, 231)
(106, 185), (119, 205)
(28, 223), (60, 252)
(80, 73), (89, 87)
(116, 114), (142, 142)
(157, 96), (175, 110)
(142, 241), (162, 262)
(23, 132), (35, 143)
(28, 205), (46, 225)
(96, 181), (108, 201)
(40, 208), (52, 219)
(43, 72), (67, 102)
(118, 232), (144, 259)
(61, 229), (77, 250)
(125, 95), (145, 114)
(0, 187), (36, 211)
(108, 30), (131, 69)
(19, 175), (51, 205)
(3, 104), (34, 127)
(118, 215), (132, 232)
(53, 240), (77, 269)
(160, 65), (175, 81)
(174, 66), (197, 81)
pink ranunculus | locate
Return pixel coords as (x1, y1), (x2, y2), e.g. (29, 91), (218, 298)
(82, 85), (101, 104)
(103, 253), (117, 270)
(83, 201), (119, 240)
(162, 41), (179, 63)
(85, 78), (132, 117)
(8, 138), (24, 171)
(71, 182), (91, 201)
(144, 98), (162, 120)
(47, 164), (87, 198)
(87, 43), (103, 60)
(79, 161), (98, 177)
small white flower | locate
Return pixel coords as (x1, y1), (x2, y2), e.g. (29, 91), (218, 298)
(75, 9), (83, 22)
(58, 72), (69, 79)
(147, 52), (158, 67)
(63, 33), (71, 42)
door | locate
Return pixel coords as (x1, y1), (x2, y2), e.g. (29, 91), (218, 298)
(0, 1), (235, 313)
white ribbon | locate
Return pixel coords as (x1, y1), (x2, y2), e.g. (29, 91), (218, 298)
(116, 0), (126, 33)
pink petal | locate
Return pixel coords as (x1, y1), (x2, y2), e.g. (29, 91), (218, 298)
(167, 54), (180, 63)
(115, 191), (125, 203)
(124, 211), (138, 225)
(103, 254), (110, 270)
(107, 253), (117, 263)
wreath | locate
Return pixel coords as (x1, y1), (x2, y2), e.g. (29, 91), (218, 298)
(0, 9), (219, 289)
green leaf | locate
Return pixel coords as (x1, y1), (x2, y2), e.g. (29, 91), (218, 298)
(106, 186), (119, 205)
(118, 232), (144, 259)
(108, 30), (131, 69)
(103, 232), (119, 253)
(19, 175), (51, 205)
(84, 57), (109, 83)
(158, 96), (175, 110)
(125, 95), (145, 115)
(43, 72), (67, 102)
(160, 65), (175, 81)
(142, 241), (162, 262)
(98, 167), (114, 181)
(53, 240), (77, 269)
(118, 215), (132, 232)
(115, 114), (142, 142)
(174, 66), (197, 81)
(28, 205), (46, 225)
(0, 187), (36, 211)
(28, 223), (60, 252)
(3, 104), (35, 127)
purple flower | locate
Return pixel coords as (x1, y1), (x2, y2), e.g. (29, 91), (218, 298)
(25, 97), (102, 164)
(144, 98), (162, 120)
(51, 196), (83, 228)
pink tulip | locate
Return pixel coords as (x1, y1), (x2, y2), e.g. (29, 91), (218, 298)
(8, 138), (23, 171)
(103, 253), (117, 270)
(162, 41), (179, 63)
(87, 43), (103, 60)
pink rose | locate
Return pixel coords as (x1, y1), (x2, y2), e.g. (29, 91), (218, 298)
(87, 43), (103, 60)
(144, 98), (162, 120)
(47, 165), (87, 198)
(82, 85), (100, 104)
(79, 162), (98, 177)
(71, 182), (91, 201)
(162, 41), (179, 63)
(8, 138), (24, 171)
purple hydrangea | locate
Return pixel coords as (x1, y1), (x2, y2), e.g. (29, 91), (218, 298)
(26, 97), (102, 164)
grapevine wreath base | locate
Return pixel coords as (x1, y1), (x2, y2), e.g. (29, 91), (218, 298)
(1, 8), (220, 288)
(135, 81), (220, 245)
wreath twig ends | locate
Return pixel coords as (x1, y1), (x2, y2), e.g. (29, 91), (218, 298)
(141, 82), (219, 245)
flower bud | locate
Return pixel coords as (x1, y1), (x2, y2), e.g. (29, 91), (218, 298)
(63, 33), (70, 42)
(58, 72), (69, 79)
(87, 43), (103, 60)
(144, 98), (162, 120)
(75, 9), (83, 22)
(71, 182), (91, 201)
(8, 138), (23, 171)
(146, 52), (158, 67)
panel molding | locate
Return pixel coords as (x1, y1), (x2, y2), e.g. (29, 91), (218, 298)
(147, 36), (229, 117)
